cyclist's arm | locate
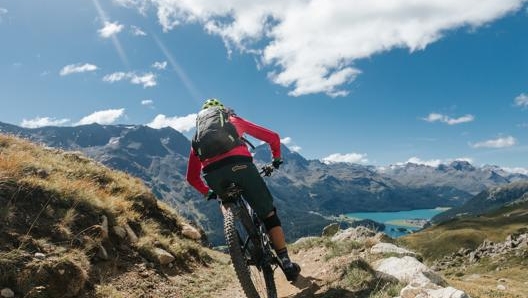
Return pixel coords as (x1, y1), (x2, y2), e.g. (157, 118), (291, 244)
(230, 116), (281, 159)
(186, 148), (209, 195)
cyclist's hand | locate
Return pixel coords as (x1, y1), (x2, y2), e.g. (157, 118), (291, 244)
(272, 157), (283, 169)
(204, 190), (217, 201)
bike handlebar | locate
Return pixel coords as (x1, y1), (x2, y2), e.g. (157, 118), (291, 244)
(259, 164), (275, 177)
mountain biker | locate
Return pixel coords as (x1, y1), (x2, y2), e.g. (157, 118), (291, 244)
(186, 98), (301, 282)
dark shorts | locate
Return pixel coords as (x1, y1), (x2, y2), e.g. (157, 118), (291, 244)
(203, 161), (275, 219)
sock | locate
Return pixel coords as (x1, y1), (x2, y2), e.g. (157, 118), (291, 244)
(276, 247), (292, 266)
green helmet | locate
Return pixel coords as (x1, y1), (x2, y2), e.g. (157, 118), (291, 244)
(202, 98), (224, 110)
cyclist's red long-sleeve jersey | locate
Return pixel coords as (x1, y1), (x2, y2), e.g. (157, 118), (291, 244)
(186, 115), (281, 195)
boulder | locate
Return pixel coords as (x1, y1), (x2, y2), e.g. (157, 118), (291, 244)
(1, 288), (14, 298)
(124, 223), (138, 243)
(370, 243), (418, 258)
(181, 224), (201, 240)
(400, 284), (469, 298)
(100, 215), (109, 239)
(113, 226), (127, 239)
(331, 226), (377, 242)
(153, 248), (175, 265)
(374, 256), (446, 287)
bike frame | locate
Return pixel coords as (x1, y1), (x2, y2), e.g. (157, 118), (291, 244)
(217, 164), (280, 298)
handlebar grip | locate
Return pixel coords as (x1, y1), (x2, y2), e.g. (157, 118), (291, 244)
(260, 165), (274, 176)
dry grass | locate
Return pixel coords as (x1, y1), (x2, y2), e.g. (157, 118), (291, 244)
(0, 134), (211, 297)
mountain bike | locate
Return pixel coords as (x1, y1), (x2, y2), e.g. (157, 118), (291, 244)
(217, 165), (282, 298)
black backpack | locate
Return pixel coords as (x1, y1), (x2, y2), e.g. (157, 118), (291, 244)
(192, 107), (243, 160)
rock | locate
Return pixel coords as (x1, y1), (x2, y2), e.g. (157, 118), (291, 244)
(468, 251), (479, 263)
(497, 284), (507, 291)
(153, 248), (175, 265)
(331, 226), (376, 242)
(322, 223), (340, 237)
(374, 256), (446, 287)
(34, 252), (46, 259)
(124, 223), (138, 243)
(370, 243), (417, 257)
(97, 244), (109, 260)
(1, 288), (14, 298)
(400, 284), (469, 298)
(113, 226), (127, 239)
(181, 224), (201, 240)
(101, 215), (109, 239)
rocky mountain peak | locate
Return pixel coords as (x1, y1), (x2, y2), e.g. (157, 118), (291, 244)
(449, 160), (475, 171)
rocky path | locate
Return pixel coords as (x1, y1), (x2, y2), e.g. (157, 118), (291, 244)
(215, 247), (331, 298)
(213, 227), (474, 298)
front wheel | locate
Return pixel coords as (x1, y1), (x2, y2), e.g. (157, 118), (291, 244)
(224, 206), (277, 298)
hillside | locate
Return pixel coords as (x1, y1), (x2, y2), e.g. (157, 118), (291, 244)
(0, 134), (221, 297)
(398, 193), (528, 297)
(432, 180), (528, 223)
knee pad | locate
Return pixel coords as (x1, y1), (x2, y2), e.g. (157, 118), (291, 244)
(263, 209), (282, 231)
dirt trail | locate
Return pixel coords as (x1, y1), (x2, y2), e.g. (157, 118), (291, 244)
(216, 246), (334, 298)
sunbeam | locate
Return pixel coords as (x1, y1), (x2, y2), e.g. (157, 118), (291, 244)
(152, 34), (203, 104)
(92, 0), (130, 69)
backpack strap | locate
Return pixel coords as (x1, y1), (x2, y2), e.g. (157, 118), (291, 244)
(240, 136), (256, 150)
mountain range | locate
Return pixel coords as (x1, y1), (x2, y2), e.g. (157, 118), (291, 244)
(2, 121), (526, 244)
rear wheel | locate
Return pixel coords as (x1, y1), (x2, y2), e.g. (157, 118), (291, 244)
(224, 206), (277, 298)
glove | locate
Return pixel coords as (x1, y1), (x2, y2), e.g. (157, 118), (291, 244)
(272, 157), (283, 169)
(204, 189), (217, 201)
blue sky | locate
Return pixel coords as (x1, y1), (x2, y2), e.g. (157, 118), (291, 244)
(1, 0), (528, 171)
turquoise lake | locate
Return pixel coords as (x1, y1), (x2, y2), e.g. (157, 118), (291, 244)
(345, 208), (447, 238)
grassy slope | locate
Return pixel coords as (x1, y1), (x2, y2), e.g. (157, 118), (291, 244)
(397, 201), (528, 298)
(0, 134), (218, 297)
(398, 201), (528, 259)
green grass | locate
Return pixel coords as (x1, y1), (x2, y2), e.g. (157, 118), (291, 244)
(397, 202), (528, 261)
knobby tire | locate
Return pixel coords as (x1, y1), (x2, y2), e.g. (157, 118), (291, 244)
(224, 205), (277, 298)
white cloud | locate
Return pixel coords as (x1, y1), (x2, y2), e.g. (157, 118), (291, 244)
(59, 63), (98, 76)
(103, 71), (157, 88)
(0, 7), (7, 22)
(114, 0), (149, 14)
(422, 113), (475, 125)
(98, 21), (124, 38)
(514, 93), (528, 108)
(141, 99), (154, 106)
(471, 136), (517, 148)
(289, 145), (302, 152)
(280, 137), (292, 145)
(147, 114), (197, 132)
(405, 157), (443, 167)
(321, 152), (368, 164)
(118, 0), (527, 97)
(102, 72), (127, 82)
(76, 109), (125, 125)
(502, 167), (528, 175)
(20, 117), (70, 128)
(395, 156), (474, 167)
(130, 72), (156, 87)
(280, 136), (302, 151)
(131, 25), (147, 36)
(152, 61), (168, 70)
